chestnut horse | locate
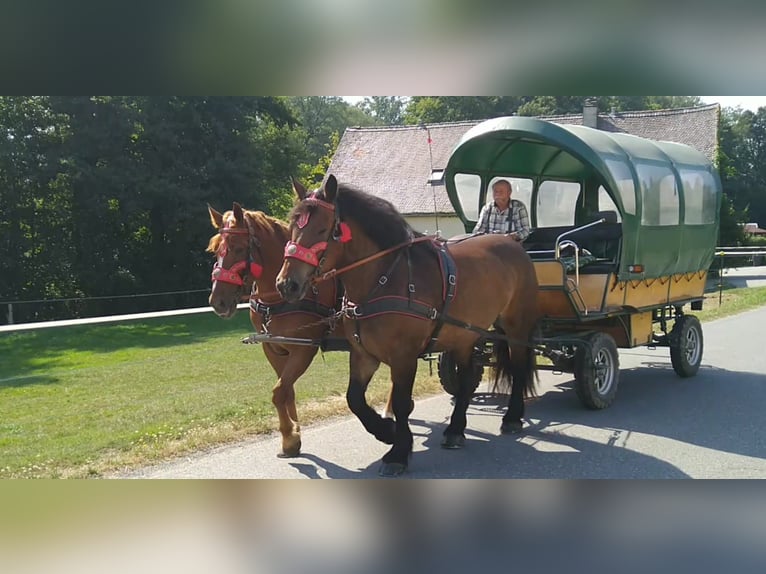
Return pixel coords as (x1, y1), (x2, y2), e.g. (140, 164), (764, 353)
(276, 176), (540, 476)
(207, 203), (349, 457)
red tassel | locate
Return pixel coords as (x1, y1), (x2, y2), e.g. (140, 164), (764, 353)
(339, 222), (353, 243)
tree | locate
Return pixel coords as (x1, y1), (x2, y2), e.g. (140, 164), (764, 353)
(0, 97), (75, 321)
(357, 96), (406, 125)
(286, 97), (375, 165)
(402, 96), (705, 124)
(1, 96), (300, 321)
(404, 97), (525, 124)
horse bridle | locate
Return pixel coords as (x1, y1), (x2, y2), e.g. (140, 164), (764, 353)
(211, 222), (264, 287)
(283, 194), (352, 272)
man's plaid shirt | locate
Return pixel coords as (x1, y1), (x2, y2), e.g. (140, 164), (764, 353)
(473, 200), (530, 240)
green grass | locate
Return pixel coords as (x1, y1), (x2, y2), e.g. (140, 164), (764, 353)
(696, 285), (766, 322)
(1, 286), (765, 479)
(0, 312), (442, 478)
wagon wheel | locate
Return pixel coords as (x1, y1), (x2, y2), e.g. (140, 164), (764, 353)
(438, 352), (483, 397)
(669, 315), (703, 378)
(574, 332), (620, 410)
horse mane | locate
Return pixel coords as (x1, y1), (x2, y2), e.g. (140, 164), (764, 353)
(207, 209), (290, 254)
(302, 183), (420, 249)
(244, 210), (290, 243)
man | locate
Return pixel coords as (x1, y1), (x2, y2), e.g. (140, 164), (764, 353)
(472, 179), (531, 241)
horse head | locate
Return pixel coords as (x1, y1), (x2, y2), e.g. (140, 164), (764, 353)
(207, 202), (264, 318)
(277, 175), (351, 302)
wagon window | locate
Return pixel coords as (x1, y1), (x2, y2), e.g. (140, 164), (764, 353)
(597, 186), (622, 222)
(680, 169), (717, 225)
(605, 159), (636, 215)
(454, 173), (482, 221)
(536, 181), (580, 227)
(488, 177), (533, 213)
(636, 163), (679, 226)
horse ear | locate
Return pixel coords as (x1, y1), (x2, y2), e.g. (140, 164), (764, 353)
(233, 202), (244, 224)
(324, 174), (338, 204)
(208, 205), (224, 230)
(291, 176), (308, 200)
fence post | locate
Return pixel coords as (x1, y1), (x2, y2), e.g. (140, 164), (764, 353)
(6, 304), (12, 325)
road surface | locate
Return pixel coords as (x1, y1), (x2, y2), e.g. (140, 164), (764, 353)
(119, 306), (766, 479)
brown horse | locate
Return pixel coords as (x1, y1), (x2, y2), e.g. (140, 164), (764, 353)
(207, 202), (348, 457)
(276, 175), (540, 476)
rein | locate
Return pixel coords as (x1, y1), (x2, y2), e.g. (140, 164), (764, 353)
(312, 236), (435, 285)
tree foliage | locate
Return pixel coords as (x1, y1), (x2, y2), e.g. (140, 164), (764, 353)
(402, 96), (704, 123)
(0, 96), (300, 321)
(2, 96), (762, 323)
(357, 96), (407, 126)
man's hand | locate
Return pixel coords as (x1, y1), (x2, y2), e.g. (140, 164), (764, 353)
(509, 232), (521, 241)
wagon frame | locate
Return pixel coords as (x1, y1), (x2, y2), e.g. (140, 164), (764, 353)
(438, 116), (721, 408)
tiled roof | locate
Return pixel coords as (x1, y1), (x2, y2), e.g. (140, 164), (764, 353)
(328, 104), (720, 215)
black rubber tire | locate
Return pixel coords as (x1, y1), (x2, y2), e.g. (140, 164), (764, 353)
(438, 352), (482, 397)
(669, 315), (703, 378)
(574, 332), (620, 410)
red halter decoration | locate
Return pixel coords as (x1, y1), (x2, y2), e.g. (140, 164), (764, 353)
(211, 226), (263, 286)
(284, 194), (352, 268)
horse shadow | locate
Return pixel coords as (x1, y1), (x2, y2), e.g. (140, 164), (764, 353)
(286, 392), (689, 478)
(281, 355), (766, 479)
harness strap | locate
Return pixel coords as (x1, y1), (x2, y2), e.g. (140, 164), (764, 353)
(250, 298), (336, 320)
(212, 260), (263, 286)
(423, 242), (458, 353)
(351, 250), (407, 345)
(345, 241), (477, 350)
(314, 236), (434, 284)
(345, 296), (438, 322)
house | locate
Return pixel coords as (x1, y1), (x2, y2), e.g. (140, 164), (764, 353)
(743, 223), (766, 236)
(327, 102), (720, 236)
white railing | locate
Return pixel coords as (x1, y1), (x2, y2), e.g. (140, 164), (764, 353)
(0, 303), (250, 334)
(715, 246), (766, 261)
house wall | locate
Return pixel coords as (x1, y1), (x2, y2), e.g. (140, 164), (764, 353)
(404, 215), (468, 239)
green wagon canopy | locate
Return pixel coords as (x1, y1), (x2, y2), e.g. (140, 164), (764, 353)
(444, 116), (722, 281)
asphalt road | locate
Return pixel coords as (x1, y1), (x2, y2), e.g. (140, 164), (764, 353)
(120, 305), (766, 479)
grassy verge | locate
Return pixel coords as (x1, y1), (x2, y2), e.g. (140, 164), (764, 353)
(0, 312), (442, 478)
(1, 286), (764, 479)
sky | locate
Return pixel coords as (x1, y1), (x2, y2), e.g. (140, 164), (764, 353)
(343, 96), (766, 112)
(700, 96), (766, 111)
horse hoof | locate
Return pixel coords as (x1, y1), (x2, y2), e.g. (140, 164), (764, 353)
(441, 434), (466, 449)
(501, 421), (524, 435)
(277, 449), (301, 458)
(277, 439), (302, 458)
(379, 462), (407, 477)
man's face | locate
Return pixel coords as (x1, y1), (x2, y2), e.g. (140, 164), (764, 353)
(492, 183), (511, 208)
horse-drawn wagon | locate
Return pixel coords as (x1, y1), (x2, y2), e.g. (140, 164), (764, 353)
(206, 116), (721, 474)
(440, 116), (722, 408)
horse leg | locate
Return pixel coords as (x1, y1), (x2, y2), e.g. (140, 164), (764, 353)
(267, 345), (317, 457)
(380, 361), (418, 477)
(346, 348), (393, 444)
(383, 388), (395, 420)
(441, 349), (476, 449)
(383, 386), (415, 420)
(501, 343), (533, 434)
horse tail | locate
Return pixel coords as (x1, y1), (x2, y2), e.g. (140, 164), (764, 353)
(491, 325), (538, 399)
(491, 335), (513, 395)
